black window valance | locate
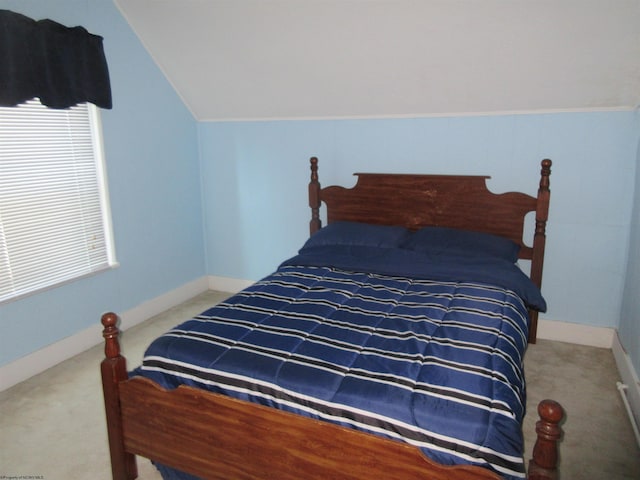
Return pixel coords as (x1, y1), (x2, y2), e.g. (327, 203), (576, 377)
(0, 9), (112, 109)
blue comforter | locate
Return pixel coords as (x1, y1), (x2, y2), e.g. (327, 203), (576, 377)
(135, 246), (543, 479)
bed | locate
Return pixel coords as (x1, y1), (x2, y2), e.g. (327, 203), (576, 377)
(101, 157), (563, 480)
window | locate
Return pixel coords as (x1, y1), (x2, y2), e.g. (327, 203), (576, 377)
(0, 98), (116, 303)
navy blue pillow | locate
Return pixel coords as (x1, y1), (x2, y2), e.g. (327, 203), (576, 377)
(301, 221), (410, 250)
(400, 226), (521, 262)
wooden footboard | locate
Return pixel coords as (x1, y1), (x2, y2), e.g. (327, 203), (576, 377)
(101, 313), (564, 480)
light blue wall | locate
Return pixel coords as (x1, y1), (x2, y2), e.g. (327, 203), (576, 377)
(200, 111), (640, 330)
(0, 0), (205, 366)
(619, 113), (640, 373)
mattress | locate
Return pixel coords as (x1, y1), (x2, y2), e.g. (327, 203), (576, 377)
(135, 238), (546, 480)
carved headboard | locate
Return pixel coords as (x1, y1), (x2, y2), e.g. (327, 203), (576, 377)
(308, 157), (552, 342)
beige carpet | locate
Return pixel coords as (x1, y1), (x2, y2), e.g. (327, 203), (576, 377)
(1, 290), (639, 479)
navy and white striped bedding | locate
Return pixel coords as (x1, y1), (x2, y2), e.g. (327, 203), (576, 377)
(136, 246), (544, 480)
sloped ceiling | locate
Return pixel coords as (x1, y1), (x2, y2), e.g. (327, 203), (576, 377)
(114, 0), (640, 121)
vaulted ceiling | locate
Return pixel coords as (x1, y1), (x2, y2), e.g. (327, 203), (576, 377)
(114, 0), (640, 121)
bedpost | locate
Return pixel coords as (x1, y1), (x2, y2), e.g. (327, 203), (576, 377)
(100, 312), (138, 480)
(309, 156), (321, 235)
(528, 159), (552, 342)
(528, 399), (564, 480)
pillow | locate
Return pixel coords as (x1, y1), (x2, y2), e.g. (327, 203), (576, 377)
(301, 221), (410, 250)
(400, 226), (521, 262)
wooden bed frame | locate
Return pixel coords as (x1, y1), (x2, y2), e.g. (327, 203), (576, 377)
(101, 157), (562, 480)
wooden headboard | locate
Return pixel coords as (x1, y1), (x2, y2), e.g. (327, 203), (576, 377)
(308, 157), (552, 342)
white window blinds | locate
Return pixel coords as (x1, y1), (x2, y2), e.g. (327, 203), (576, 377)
(0, 98), (116, 303)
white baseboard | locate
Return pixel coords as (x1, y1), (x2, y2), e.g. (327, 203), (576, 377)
(612, 332), (640, 433)
(0, 276), (209, 392)
(117, 276), (209, 329)
(208, 275), (255, 293)
(537, 318), (615, 348)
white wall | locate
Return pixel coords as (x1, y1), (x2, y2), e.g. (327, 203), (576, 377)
(115, 0), (640, 121)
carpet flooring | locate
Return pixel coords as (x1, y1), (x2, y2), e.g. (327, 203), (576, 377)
(1, 290), (639, 479)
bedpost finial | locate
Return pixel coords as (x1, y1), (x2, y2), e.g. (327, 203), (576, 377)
(541, 159), (552, 176)
(309, 157), (321, 234)
(101, 311), (118, 328)
(528, 399), (564, 478)
(101, 312), (121, 359)
(539, 159), (551, 191)
(538, 399), (564, 424)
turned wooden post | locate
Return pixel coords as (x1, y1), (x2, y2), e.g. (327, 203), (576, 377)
(100, 312), (138, 480)
(309, 157), (322, 235)
(528, 399), (564, 480)
(528, 159), (552, 343)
